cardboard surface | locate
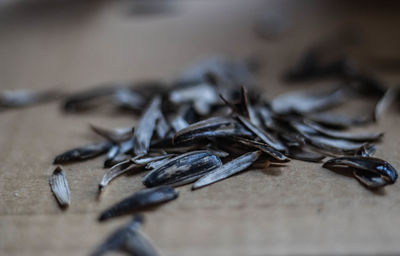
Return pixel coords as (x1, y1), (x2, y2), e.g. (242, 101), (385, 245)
(1, 1), (400, 255)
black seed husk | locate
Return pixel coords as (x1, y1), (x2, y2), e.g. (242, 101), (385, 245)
(53, 141), (113, 164)
(99, 186), (178, 221)
(193, 151), (262, 189)
(142, 150), (222, 187)
(323, 156), (398, 183)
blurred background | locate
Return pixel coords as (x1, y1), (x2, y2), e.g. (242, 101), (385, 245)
(1, 0), (400, 93)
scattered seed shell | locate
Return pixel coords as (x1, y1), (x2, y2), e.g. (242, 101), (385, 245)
(99, 186), (178, 221)
(53, 141), (113, 164)
(48, 167), (70, 208)
(323, 156), (398, 183)
(99, 160), (140, 191)
(91, 215), (159, 256)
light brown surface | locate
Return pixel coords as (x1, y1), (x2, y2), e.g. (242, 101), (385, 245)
(1, 1), (400, 255)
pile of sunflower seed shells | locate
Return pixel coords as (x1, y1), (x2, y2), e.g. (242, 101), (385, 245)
(2, 55), (399, 255)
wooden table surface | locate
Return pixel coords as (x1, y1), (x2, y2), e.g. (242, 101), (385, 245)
(1, 1), (400, 255)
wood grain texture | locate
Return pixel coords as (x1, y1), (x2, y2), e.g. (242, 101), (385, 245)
(1, 1), (400, 255)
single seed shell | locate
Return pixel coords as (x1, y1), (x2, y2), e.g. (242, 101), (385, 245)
(304, 120), (383, 142)
(98, 186), (178, 221)
(91, 215), (149, 256)
(99, 160), (140, 191)
(53, 141), (112, 164)
(48, 166), (70, 208)
(133, 96), (162, 156)
(323, 156), (398, 183)
(271, 87), (346, 114)
(173, 117), (252, 144)
(232, 137), (289, 162)
(192, 151), (262, 190)
(237, 115), (286, 152)
(123, 228), (160, 256)
(142, 150), (222, 187)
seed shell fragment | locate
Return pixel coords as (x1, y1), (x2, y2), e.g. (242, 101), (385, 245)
(53, 141), (113, 164)
(271, 87), (346, 114)
(353, 170), (388, 189)
(374, 87), (398, 122)
(286, 146), (325, 162)
(104, 145), (121, 168)
(173, 117), (252, 144)
(142, 150), (222, 187)
(123, 229), (160, 256)
(323, 157), (398, 183)
(299, 131), (366, 155)
(132, 154), (174, 166)
(355, 144), (376, 157)
(193, 151), (262, 190)
(113, 87), (146, 111)
(99, 160), (140, 191)
(306, 112), (371, 129)
(90, 124), (133, 143)
(304, 120), (383, 142)
(232, 137), (289, 162)
(146, 158), (172, 170)
(99, 186), (178, 221)
(92, 215), (159, 256)
(0, 89), (62, 108)
(92, 215), (144, 256)
(63, 85), (116, 112)
(155, 113), (170, 139)
(48, 167), (70, 208)
(237, 115), (286, 151)
(169, 83), (219, 115)
(133, 96), (162, 156)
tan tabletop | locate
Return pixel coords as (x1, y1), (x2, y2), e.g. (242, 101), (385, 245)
(1, 1), (400, 255)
